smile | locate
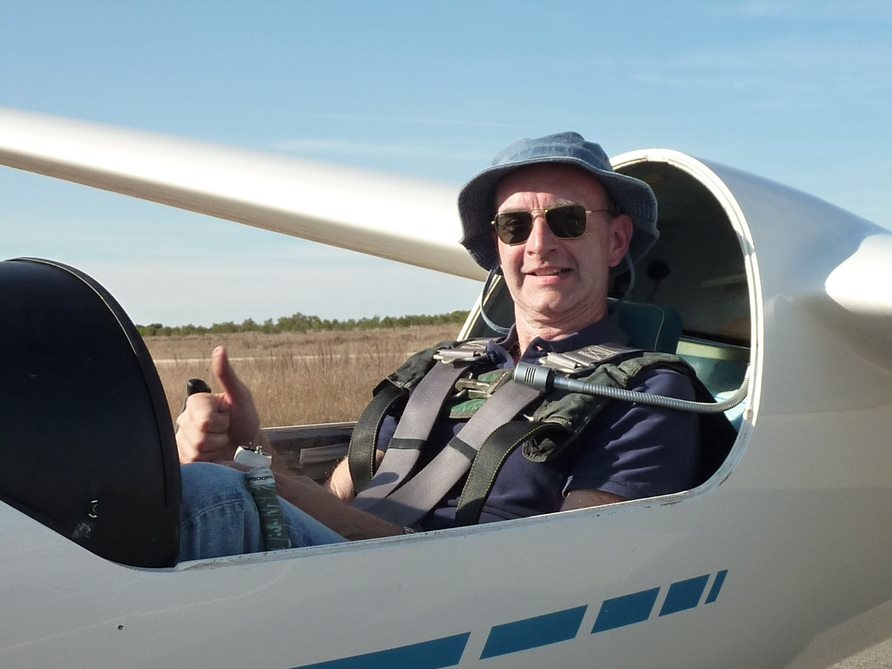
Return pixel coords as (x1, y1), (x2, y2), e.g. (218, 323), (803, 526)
(527, 268), (570, 277)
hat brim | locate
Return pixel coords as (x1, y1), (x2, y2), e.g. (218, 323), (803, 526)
(458, 155), (658, 270)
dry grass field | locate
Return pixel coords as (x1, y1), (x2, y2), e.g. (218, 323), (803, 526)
(145, 324), (462, 427)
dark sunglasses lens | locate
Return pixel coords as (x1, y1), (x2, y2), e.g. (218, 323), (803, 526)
(546, 205), (587, 238)
(493, 205), (588, 244)
(494, 212), (533, 244)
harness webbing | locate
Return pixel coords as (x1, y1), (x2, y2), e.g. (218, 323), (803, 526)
(360, 380), (543, 527)
(348, 336), (737, 528)
(348, 339), (471, 493)
(347, 383), (406, 493)
(454, 420), (568, 526)
(352, 360), (473, 511)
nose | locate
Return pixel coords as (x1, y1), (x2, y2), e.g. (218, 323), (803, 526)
(524, 212), (558, 254)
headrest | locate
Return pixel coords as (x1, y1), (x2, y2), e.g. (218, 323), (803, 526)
(0, 258), (180, 567)
(611, 299), (682, 353)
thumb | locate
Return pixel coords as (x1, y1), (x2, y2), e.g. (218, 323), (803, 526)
(210, 345), (260, 449)
(212, 346), (249, 405)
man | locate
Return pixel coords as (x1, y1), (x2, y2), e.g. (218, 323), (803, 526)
(175, 132), (699, 560)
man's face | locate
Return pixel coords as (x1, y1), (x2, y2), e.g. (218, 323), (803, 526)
(494, 165), (632, 332)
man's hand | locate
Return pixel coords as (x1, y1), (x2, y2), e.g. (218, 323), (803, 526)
(175, 346), (261, 463)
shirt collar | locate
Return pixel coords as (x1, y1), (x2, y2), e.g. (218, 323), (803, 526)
(490, 313), (630, 364)
(520, 313), (629, 362)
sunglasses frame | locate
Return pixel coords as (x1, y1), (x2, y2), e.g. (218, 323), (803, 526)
(491, 203), (617, 246)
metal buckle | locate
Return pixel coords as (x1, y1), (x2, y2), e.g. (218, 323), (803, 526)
(454, 370), (511, 399)
(540, 344), (629, 374)
(434, 339), (491, 364)
(435, 348), (486, 364)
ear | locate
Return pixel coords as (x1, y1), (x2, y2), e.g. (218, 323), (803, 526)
(607, 214), (634, 267)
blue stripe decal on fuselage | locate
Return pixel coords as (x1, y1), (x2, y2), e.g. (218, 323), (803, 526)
(592, 587), (660, 633)
(660, 574), (710, 616)
(294, 633), (470, 669)
(480, 605), (587, 659)
(293, 570), (729, 666)
(705, 569), (728, 604)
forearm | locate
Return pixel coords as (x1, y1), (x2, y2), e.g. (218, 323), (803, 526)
(272, 470), (404, 541)
(320, 450), (386, 501)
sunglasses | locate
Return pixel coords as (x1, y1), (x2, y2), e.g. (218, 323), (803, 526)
(491, 204), (616, 245)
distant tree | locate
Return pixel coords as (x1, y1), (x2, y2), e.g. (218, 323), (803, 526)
(136, 309), (469, 337)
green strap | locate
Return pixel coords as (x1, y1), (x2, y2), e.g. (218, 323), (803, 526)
(526, 352), (693, 462)
(244, 468), (292, 550)
(454, 421), (568, 526)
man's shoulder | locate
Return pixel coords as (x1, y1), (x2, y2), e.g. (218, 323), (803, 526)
(626, 360), (697, 401)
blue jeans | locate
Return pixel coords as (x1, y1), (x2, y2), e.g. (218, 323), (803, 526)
(178, 463), (346, 562)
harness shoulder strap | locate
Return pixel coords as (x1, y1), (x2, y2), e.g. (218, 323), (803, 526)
(347, 383), (407, 493)
(348, 340), (453, 492)
(361, 379), (543, 527)
(347, 338), (492, 494)
(352, 359), (474, 510)
(524, 347), (653, 462)
(454, 420), (568, 526)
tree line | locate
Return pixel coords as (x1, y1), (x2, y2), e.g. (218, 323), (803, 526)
(136, 310), (470, 337)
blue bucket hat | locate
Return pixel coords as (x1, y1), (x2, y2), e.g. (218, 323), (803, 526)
(458, 131), (658, 270)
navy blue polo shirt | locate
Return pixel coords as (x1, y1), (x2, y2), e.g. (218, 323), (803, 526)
(376, 314), (699, 529)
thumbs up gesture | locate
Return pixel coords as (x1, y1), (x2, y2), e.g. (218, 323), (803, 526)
(175, 346), (261, 464)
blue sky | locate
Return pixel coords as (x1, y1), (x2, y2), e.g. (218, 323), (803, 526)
(2, 1), (890, 326)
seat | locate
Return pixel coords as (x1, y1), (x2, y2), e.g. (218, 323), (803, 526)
(611, 299), (683, 353)
(0, 258), (180, 567)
